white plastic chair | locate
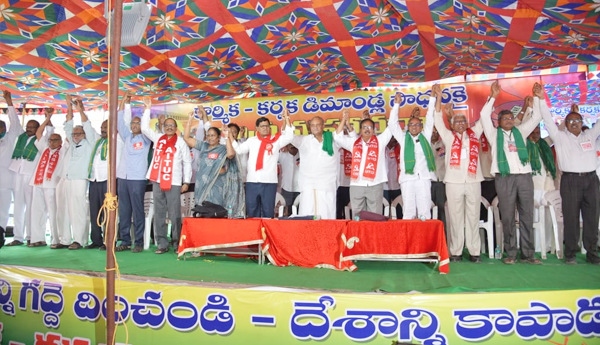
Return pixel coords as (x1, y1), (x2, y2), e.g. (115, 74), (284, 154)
(390, 195), (437, 220)
(291, 194), (300, 216)
(541, 190), (563, 259)
(383, 197), (390, 217)
(180, 191), (195, 218)
(143, 191), (154, 250)
(344, 201), (352, 220)
(491, 197), (503, 253)
(479, 197), (494, 259)
(275, 192), (286, 217)
(532, 198), (547, 259)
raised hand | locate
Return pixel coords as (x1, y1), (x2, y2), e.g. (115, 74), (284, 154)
(432, 84), (442, 99)
(410, 107), (421, 118)
(490, 81), (501, 98)
(44, 107), (55, 117)
(143, 96), (152, 109)
(361, 109), (370, 119)
(532, 82), (545, 99)
(2, 90), (12, 106)
(394, 92), (402, 105)
(523, 95), (533, 109)
(570, 103), (579, 114)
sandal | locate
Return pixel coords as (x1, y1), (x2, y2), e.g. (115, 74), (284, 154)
(154, 247), (168, 254)
(27, 241), (47, 247)
(115, 245), (131, 252)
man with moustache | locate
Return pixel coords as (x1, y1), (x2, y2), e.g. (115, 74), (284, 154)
(6, 95), (53, 246)
(86, 115), (109, 250)
(0, 91), (22, 246)
(291, 116), (341, 219)
(116, 94), (151, 253)
(388, 90), (437, 220)
(29, 109), (68, 248)
(141, 97), (192, 254)
(480, 81), (542, 265)
(335, 109), (393, 215)
(232, 112), (293, 218)
(539, 86), (600, 265)
(433, 85), (484, 263)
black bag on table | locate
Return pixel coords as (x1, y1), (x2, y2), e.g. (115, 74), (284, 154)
(192, 201), (227, 218)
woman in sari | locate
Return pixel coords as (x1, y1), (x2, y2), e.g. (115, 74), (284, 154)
(183, 111), (245, 218)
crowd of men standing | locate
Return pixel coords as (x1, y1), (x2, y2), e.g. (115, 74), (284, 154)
(0, 82), (598, 265)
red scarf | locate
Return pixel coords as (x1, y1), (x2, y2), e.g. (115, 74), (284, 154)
(449, 129), (479, 177)
(480, 133), (490, 152)
(351, 136), (379, 181)
(34, 147), (61, 185)
(342, 149), (352, 176)
(149, 134), (178, 191)
(256, 133), (281, 171)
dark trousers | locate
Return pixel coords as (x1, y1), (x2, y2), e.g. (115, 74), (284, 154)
(480, 179), (497, 222)
(384, 189), (403, 219)
(281, 189), (300, 216)
(560, 172), (600, 261)
(89, 181), (107, 246)
(495, 174), (534, 259)
(431, 181), (446, 230)
(152, 182), (181, 250)
(336, 186), (351, 219)
(246, 182), (277, 218)
(117, 178), (147, 247)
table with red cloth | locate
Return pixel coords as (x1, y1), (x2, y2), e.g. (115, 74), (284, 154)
(178, 218), (449, 274)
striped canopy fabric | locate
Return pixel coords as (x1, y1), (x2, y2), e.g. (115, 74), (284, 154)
(0, 0), (598, 106)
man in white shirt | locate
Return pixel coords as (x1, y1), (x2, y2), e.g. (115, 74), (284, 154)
(433, 85), (484, 263)
(0, 91), (21, 244)
(334, 109), (392, 215)
(538, 87), (600, 265)
(86, 118), (109, 250)
(7, 98), (53, 246)
(232, 113), (293, 218)
(59, 97), (95, 250)
(480, 81), (542, 265)
(278, 144), (300, 216)
(388, 92), (437, 219)
(291, 116), (341, 219)
(28, 109), (67, 248)
(141, 97), (192, 254)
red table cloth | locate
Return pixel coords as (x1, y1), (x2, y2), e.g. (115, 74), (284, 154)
(178, 218), (263, 257)
(342, 219), (449, 273)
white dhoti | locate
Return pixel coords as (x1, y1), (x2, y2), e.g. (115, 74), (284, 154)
(401, 179), (432, 219)
(533, 189), (553, 252)
(0, 168), (15, 230)
(30, 187), (57, 244)
(59, 179), (89, 246)
(298, 189), (336, 220)
(12, 172), (33, 242)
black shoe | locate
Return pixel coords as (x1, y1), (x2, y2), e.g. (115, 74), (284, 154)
(85, 243), (101, 249)
(450, 255), (462, 262)
(586, 257), (600, 265)
(469, 255), (481, 263)
(565, 257), (577, 265)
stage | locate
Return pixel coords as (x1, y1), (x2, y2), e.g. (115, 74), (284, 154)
(1, 221), (599, 344)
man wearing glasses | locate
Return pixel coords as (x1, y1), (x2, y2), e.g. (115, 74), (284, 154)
(6, 94), (53, 246)
(481, 81), (542, 265)
(0, 91), (23, 247)
(539, 89), (600, 265)
(28, 109), (67, 248)
(432, 85), (484, 263)
(232, 113), (293, 218)
(387, 88), (437, 220)
(115, 93), (151, 253)
(59, 96), (95, 250)
(335, 107), (393, 216)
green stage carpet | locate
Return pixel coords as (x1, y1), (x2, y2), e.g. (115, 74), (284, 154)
(1, 243), (599, 293)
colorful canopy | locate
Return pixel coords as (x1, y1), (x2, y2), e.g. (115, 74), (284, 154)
(0, 0), (599, 106)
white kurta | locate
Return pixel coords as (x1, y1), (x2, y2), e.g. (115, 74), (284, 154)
(292, 134), (341, 219)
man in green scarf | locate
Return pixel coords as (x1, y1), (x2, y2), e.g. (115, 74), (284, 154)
(388, 91), (437, 220)
(291, 116), (341, 219)
(480, 81), (542, 265)
(7, 96), (52, 247)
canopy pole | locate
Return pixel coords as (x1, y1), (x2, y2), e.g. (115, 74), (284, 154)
(106, 0), (123, 343)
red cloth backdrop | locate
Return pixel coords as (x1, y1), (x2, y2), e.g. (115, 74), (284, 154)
(178, 218), (263, 257)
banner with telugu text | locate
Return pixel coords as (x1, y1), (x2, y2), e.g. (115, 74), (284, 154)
(1, 266), (599, 345)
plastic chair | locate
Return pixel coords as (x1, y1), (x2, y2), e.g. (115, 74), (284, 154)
(479, 196), (495, 259)
(383, 197), (390, 217)
(390, 195), (437, 220)
(541, 190), (563, 259)
(344, 201), (352, 220)
(291, 194), (300, 216)
(143, 191), (154, 250)
(180, 191), (195, 218)
(275, 192), (286, 217)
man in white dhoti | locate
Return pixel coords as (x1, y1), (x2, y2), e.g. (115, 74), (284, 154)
(7, 96), (53, 246)
(291, 116), (340, 219)
(0, 91), (21, 244)
(28, 109), (68, 248)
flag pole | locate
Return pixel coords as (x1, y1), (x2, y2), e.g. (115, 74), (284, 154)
(106, 0), (123, 343)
